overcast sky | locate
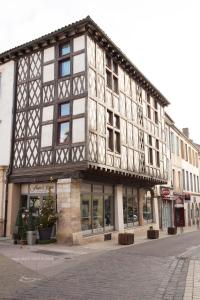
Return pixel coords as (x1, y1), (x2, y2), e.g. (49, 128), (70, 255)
(1, 0), (199, 142)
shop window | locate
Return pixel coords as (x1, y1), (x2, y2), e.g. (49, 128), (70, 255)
(143, 192), (153, 224)
(123, 187), (139, 227)
(80, 183), (114, 234)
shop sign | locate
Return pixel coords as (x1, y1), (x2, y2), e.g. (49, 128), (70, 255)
(161, 187), (173, 200)
(29, 183), (55, 194)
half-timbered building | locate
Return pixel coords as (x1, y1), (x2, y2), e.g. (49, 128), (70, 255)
(0, 16), (170, 243)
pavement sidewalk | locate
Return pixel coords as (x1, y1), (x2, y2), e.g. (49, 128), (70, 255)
(0, 225), (199, 275)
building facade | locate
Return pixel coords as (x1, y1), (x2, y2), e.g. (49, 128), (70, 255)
(0, 61), (15, 236)
(0, 17), (170, 244)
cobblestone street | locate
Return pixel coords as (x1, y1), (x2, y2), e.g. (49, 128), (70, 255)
(1, 231), (200, 299)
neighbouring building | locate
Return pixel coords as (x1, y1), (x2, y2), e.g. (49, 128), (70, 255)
(0, 16), (170, 244)
(180, 128), (200, 226)
(156, 113), (174, 230)
(0, 61), (15, 236)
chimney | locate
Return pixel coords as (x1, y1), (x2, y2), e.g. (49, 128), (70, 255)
(182, 128), (189, 138)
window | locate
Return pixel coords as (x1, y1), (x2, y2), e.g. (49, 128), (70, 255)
(156, 151), (160, 167)
(194, 175), (197, 193)
(178, 171), (181, 189)
(107, 110), (120, 153)
(189, 147), (192, 164)
(123, 187), (139, 227)
(113, 76), (118, 94)
(149, 148), (153, 165)
(58, 121), (70, 144)
(148, 135), (153, 165)
(147, 105), (151, 119)
(80, 183), (114, 234)
(105, 56), (118, 94)
(186, 171), (189, 191)
(106, 55), (112, 68)
(181, 140), (185, 159)
(171, 132), (175, 153)
(185, 144), (188, 161)
(143, 191), (153, 224)
(182, 169), (185, 190)
(60, 42), (70, 56)
(106, 70), (112, 89)
(59, 59), (70, 77)
(197, 176), (200, 193)
(149, 135), (152, 146)
(114, 115), (120, 129)
(190, 173), (193, 192)
(58, 42), (71, 78)
(59, 102), (70, 117)
(172, 169), (175, 187)
(114, 132), (120, 153)
(176, 136), (180, 156)
(107, 128), (113, 151)
(154, 111), (158, 124)
(107, 110), (113, 125)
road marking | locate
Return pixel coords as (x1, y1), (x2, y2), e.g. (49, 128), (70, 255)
(19, 276), (42, 283)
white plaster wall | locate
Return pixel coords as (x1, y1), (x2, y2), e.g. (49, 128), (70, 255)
(0, 61), (15, 166)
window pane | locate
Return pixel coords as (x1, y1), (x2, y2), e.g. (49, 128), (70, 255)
(127, 196), (133, 224)
(59, 60), (70, 77)
(123, 195), (127, 225)
(59, 122), (69, 143)
(104, 195), (114, 228)
(60, 103), (70, 117)
(81, 194), (92, 231)
(113, 76), (118, 94)
(92, 195), (103, 232)
(133, 196), (139, 225)
(106, 70), (112, 89)
(107, 128), (113, 151)
(60, 43), (70, 56)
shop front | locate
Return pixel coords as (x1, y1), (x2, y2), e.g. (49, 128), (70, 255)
(159, 187), (174, 229)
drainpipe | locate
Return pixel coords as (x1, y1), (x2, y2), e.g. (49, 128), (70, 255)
(3, 60), (17, 237)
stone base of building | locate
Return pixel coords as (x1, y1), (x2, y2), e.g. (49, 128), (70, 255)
(6, 178), (159, 244)
(0, 219), (4, 236)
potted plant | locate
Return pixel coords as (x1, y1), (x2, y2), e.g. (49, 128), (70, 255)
(118, 233), (134, 245)
(26, 208), (37, 245)
(13, 208), (27, 245)
(37, 188), (58, 241)
(147, 226), (159, 239)
(167, 227), (177, 235)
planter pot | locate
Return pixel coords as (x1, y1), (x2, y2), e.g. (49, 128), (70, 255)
(20, 240), (27, 245)
(147, 229), (159, 239)
(118, 233), (134, 245)
(38, 227), (52, 241)
(168, 227), (177, 235)
(27, 231), (37, 245)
